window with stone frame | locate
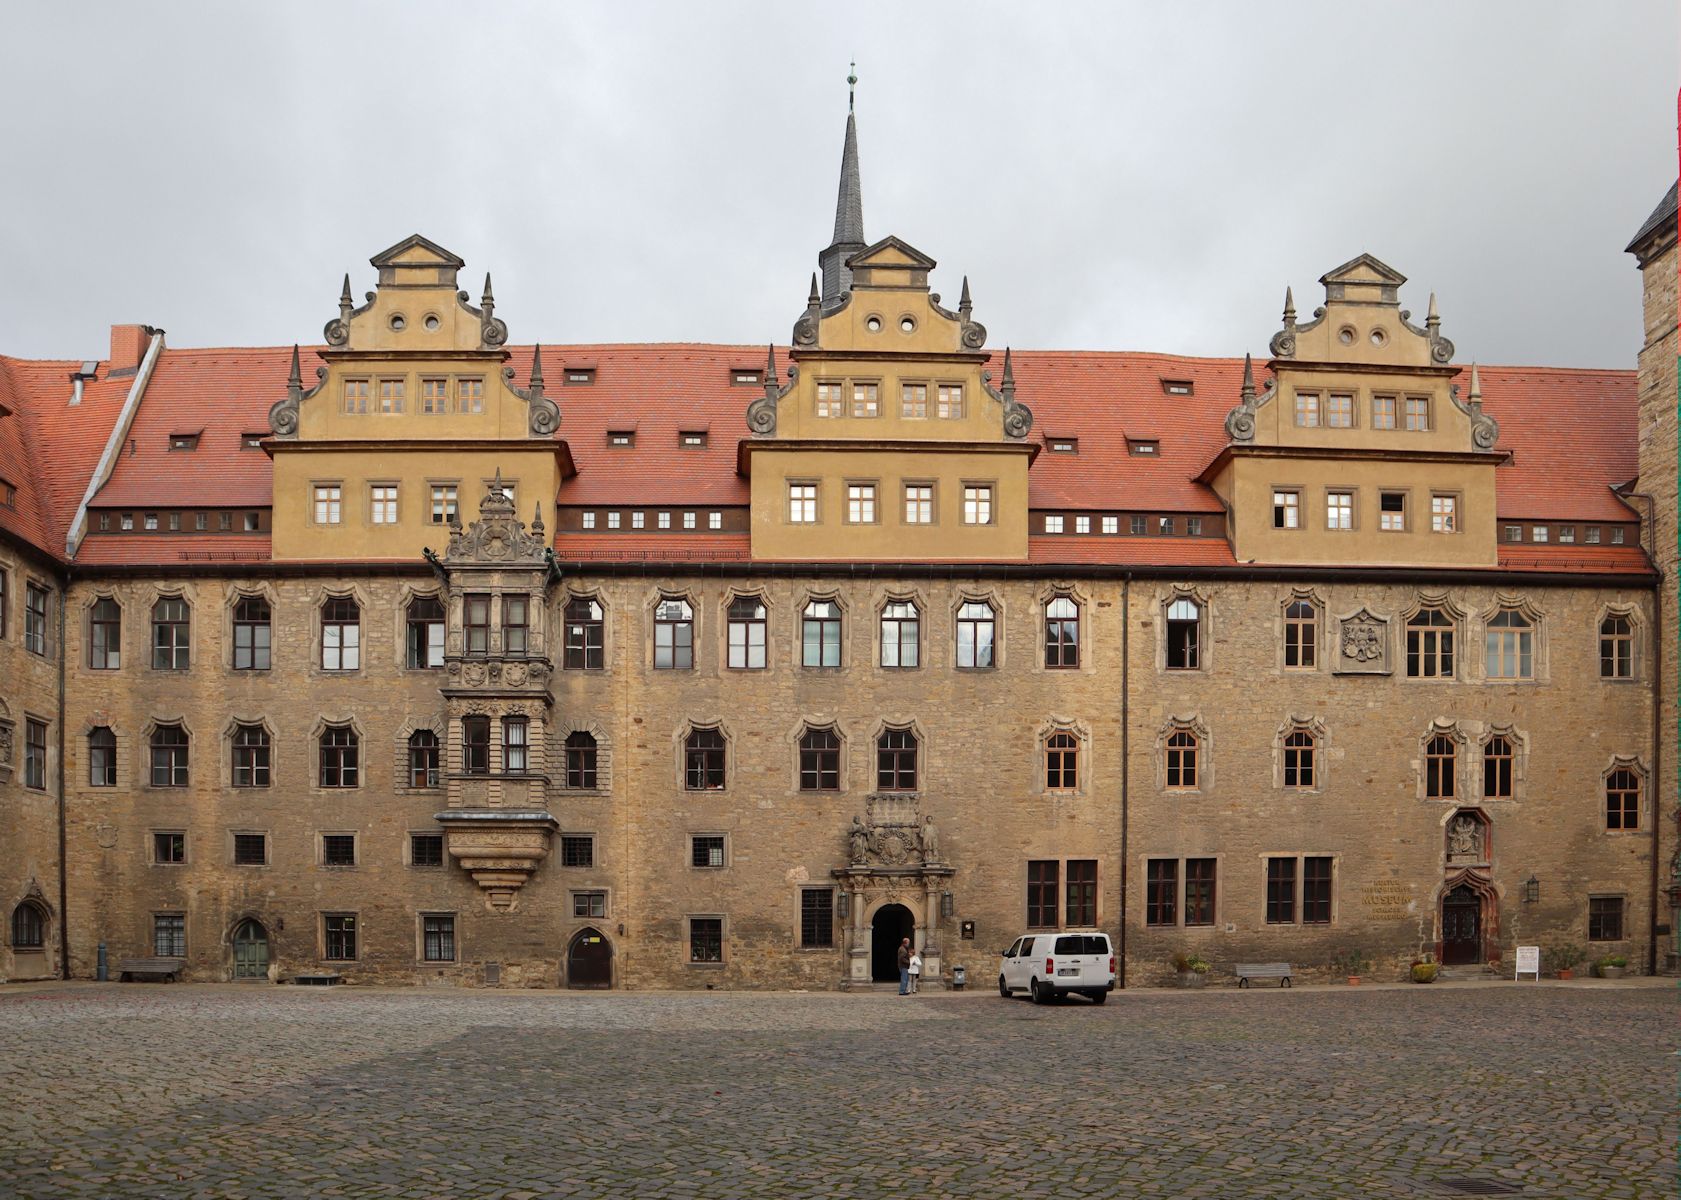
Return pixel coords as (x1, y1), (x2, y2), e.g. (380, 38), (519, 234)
(880, 601), (920, 668)
(322, 834), (357, 867)
(1283, 598), (1317, 669)
(654, 598), (694, 669)
(800, 889), (835, 948)
(233, 833), (268, 866)
(801, 599), (842, 668)
(560, 835), (594, 868)
(1587, 897), (1624, 941)
(1165, 728), (1199, 789)
(1478, 734), (1514, 799)
(89, 598), (121, 669)
(406, 596), (445, 669)
(11, 902), (45, 949)
(153, 913), (186, 958)
(232, 723), (271, 788)
(1065, 860), (1097, 927)
(323, 914), (357, 960)
(564, 731), (598, 789)
(1282, 727), (1316, 789)
(573, 891), (607, 919)
(1485, 609), (1535, 680)
(502, 595), (530, 656)
(463, 594), (491, 656)
(502, 717), (528, 773)
(1605, 768), (1640, 831)
(1044, 596), (1080, 668)
(1044, 731), (1078, 790)
(689, 917), (724, 963)
(1165, 598), (1201, 670)
(153, 831), (186, 865)
(787, 482), (818, 523)
(1405, 607), (1455, 678)
(1599, 614), (1634, 679)
(726, 595), (767, 670)
(876, 728), (918, 791)
(149, 724), (188, 788)
(88, 726), (117, 787)
(955, 600), (996, 669)
(1425, 734), (1456, 799)
(1144, 859), (1177, 927)
(233, 595), (271, 670)
(24, 718), (46, 789)
(1027, 860), (1059, 929)
(1302, 857), (1333, 924)
(151, 596), (190, 670)
(422, 914), (456, 963)
(799, 726), (840, 791)
(691, 835), (726, 868)
(408, 730), (440, 788)
(410, 833), (444, 867)
(318, 726), (359, 788)
(1265, 857), (1297, 924)
(564, 596), (606, 670)
(684, 727), (726, 790)
(24, 581), (49, 656)
(462, 716), (491, 775)
(1184, 859), (1216, 927)
(320, 596), (360, 671)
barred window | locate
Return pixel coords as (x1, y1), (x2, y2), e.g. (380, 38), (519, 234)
(322, 834), (356, 866)
(11, 902), (45, 949)
(233, 833), (267, 866)
(689, 917), (723, 963)
(800, 889), (834, 948)
(323, 914), (356, 961)
(410, 833), (444, 867)
(422, 914), (456, 963)
(153, 914), (186, 958)
(1587, 897), (1623, 942)
(560, 836), (594, 868)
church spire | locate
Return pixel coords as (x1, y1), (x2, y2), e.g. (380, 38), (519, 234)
(818, 67), (866, 309)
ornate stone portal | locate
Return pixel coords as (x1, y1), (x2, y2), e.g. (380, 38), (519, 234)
(833, 795), (954, 989)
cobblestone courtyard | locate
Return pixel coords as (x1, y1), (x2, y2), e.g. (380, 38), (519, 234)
(0, 981), (1671, 1199)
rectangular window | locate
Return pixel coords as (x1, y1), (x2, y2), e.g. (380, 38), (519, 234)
(320, 598), (360, 671)
(421, 378), (449, 414)
(1272, 490), (1300, 530)
(1145, 859), (1177, 927)
(322, 834), (357, 867)
(1379, 491), (1407, 532)
(1159, 516), (1175, 535)
(1326, 490), (1353, 531)
(89, 599), (121, 669)
(581, 511), (596, 530)
(1294, 392), (1320, 427)
(503, 595), (529, 655)
(846, 483), (877, 524)
(607, 512), (621, 530)
(1558, 526), (1575, 544)
(609, 432), (634, 447)
(851, 382), (879, 417)
(233, 597), (270, 670)
(691, 834), (726, 869)
(1027, 860), (1059, 929)
(1403, 396), (1430, 431)
(323, 914), (357, 961)
(464, 594), (491, 655)
(1302, 857), (1333, 924)
(560, 835), (594, 868)
(1075, 515), (1090, 534)
(314, 484), (344, 525)
(682, 511), (696, 529)
(904, 484), (933, 525)
(658, 512), (671, 529)
(24, 718), (47, 790)
(429, 485), (458, 524)
(153, 914), (186, 958)
(1130, 515), (1146, 535)
(232, 724), (270, 788)
(573, 891), (607, 919)
(343, 379), (369, 414)
(1184, 858), (1216, 927)
(422, 914), (456, 962)
(816, 381), (844, 418)
(1611, 528), (1625, 544)
(502, 717), (528, 773)
(1372, 394), (1397, 429)
(1585, 526), (1601, 544)
(315, 727), (356, 788)
(788, 483), (818, 524)
(153, 832), (186, 864)
(377, 378), (405, 413)
(936, 384), (964, 419)
(680, 432), (706, 448)
(1101, 516), (1118, 534)
(709, 512), (722, 530)
(1066, 860), (1097, 927)
(370, 484), (398, 524)
(627, 511), (643, 529)
(1431, 494), (1457, 533)
(1587, 896), (1624, 942)
(900, 383), (928, 418)
(1265, 857), (1297, 924)
(144, 513), (159, 531)
(800, 889), (835, 948)
(1044, 515), (1064, 534)
(463, 716), (491, 775)
(1532, 525), (1549, 543)
(233, 833), (268, 866)
(458, 378), (484, 412)
(1325, 394), (1353, 428)
(690, 917), (723, 963)
(410, 833), (444, 867)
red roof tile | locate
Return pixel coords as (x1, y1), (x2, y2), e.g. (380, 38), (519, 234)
(75, 534), (272, 566)
(1494, 543), (1652, 575)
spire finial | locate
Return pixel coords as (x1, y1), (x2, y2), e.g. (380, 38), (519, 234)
(1283, 286), (1296, 322)
(1426, 291), (1440, 327)
(339, 273), (352, 304)
(765, 342), (777, 377)
(288, 344), (302, 391)
(960, 275), (972, 314)
(1240, 352), (1255, 402)
(1467, 361), (1482, 403)
(808, 273), (820, 304)
(848, 61), (857, 113)
(483, 272), (495, 303)
(1001, 346), (1016, 397)
(530, 343), (545, 389)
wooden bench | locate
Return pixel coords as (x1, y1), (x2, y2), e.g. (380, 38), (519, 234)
(291, 971), (343, 986)
(1234, 962), (1293, 988)
(116, 957), (184, 982)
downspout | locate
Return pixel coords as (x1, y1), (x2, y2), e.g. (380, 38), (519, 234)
(65, 331), (163, 557)
(1622, 489), (1663, 975)
(1118, 575), (1130, 988)
(55, 579), (68, 978)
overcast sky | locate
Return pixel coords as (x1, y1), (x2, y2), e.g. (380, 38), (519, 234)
(1, 2), (1675, 367)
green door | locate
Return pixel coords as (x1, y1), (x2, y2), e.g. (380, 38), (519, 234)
(233, 919), (269, 980)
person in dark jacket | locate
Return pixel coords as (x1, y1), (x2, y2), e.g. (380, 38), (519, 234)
(897, 938), (912, 994)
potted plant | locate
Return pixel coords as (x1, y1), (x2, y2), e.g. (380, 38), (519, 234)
(1330, 949), (1371, 985)
(1542, 943), (1583, 980)
(1595, 954), (1628, 980)
(1410, 956), (1439, 984)
(1172, 952), (1211, 988)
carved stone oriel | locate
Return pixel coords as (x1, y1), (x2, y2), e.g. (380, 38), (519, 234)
(1334, 609), (1391, 675)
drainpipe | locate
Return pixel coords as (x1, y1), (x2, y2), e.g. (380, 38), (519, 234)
(56, 578), (68, 978)
(1118, 576), (1130, 989)
(1621, 489), (1664, 975)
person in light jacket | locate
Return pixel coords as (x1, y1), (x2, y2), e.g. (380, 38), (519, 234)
(908, 948), (922, 994)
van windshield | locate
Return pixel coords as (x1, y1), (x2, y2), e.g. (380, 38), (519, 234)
(1054, 935), (1108, 955)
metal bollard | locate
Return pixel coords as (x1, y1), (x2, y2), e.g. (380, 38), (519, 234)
(96, 941), (108, 982)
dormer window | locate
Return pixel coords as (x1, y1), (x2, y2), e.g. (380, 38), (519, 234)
(1048, 438), (1078, 453)
(680, 432), (707, 448)
(566, 368), (596, 385)
(731, 369), (761, 386)
(1161, 379), (1193, 396)
(0, 479), (13, 508)
(608, 431), (634, 447)
(168, 433), (200, 451)
(242, 433), (265, 450)
(121, 513), (135, 531)
(1128, 440), (1159, 456)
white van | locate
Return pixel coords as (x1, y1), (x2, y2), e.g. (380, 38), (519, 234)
(998, 932), (1115, 1004)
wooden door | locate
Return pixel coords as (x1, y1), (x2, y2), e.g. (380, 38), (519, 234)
(567, 928), (613, 989)
(1441, 886), (1481, 965)
(233, 919), (269, 980)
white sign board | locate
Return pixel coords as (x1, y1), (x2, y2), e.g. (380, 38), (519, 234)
(1515, 945), (1540, 981)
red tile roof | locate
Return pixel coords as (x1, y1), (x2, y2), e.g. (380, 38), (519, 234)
(75, 534), (273, 566)
(1494, 543), (1652, 575)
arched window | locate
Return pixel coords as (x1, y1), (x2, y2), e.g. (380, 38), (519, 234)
(1166, 598), (1201, 670)
(799, 727), (841, 791)
(89, 598), (121, 669)
(233, 595), (271, 671)
(408, 730), (440, 788)
(684, 727), (726, 790)
(1606, 768), (1640, 831)
(1599, 615), (1634, 679)
(880, 601), (920, 669)
(726, 596), (766, 670)
(1045, 731), (1078, 790)
(1283, 599), (1317, 669)
(151, 596), (190, 670)
(1425, 734), (1456, 798)
(406, 596), (446, 669)
(1044, 596), (1080, 669)
(876, 728), (918, 791)
(1166, 729), (1198, 789)
(10, 902), (45, 950)
(802, 600), (842, 668)
(565, 597), (606, 670)
(1282, 728), (1316, 789)
(564, 731), (598, 789)
(955, 600), (996, 669)
(1483, 735), (1513, 799)
(319, 726), (359, 788)
(232, 724), (270, 788)
(149, 724), (189, 788)
(1485, 609), (1534, 680)
(654, 598), (694, 670)
(321, 597), (360, 671)
(88, 726), (117, 787)
(1406, 607), (1455, 678)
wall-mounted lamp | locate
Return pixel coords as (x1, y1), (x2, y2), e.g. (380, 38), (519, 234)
(618, 923), (626, 936)
(940, 890), (954, 918)
(1523, 875), (1540, 904)
(837, 892), (850, 920)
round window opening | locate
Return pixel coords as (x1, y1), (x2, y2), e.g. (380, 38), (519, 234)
(865, 315), (883, 333)
(423, 314), (441, 332)
(1337, 326), (1356, 346)
(389, 313), (408, 332)
(1369, 327), (1387, 347)
(900, 316), (916, 334)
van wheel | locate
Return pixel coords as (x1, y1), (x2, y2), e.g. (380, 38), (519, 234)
(998, 975), (1010, 998)
(1089, 989), (1108, 1005)
(1030, 978), (1048, 1005)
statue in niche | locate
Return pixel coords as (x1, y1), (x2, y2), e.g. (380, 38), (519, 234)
(1447, 815), (1482, 861)
(919, 815), (940, 863)
(848, 816), (870, 864)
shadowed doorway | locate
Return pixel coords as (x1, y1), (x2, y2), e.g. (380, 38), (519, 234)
(870, 904), (914, 983)
(567, 928), (613, 989)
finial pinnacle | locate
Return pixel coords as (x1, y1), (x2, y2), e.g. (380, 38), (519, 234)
(1427, 291), (1440, 324)
(960, 275), (972, 310)
(765, 342), (777, 375)
(1283, 286), (1296, 321)
(1001, 346), (1016, 390)
(530, 343), (545, 388)
(808, 272), (820, 304)
(1468, 361), (1482, 402)
(483, 272), (495, 303)
(848, 61), (857, 113)
(288, 343), (302, 389)
(340, 273), (352, 304)
(1241, 352), (1255, 401)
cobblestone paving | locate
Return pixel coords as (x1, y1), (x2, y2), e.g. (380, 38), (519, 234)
(0, 981), (1671, 1199)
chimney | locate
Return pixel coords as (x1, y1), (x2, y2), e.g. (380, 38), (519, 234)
(108, 325), (152, 376)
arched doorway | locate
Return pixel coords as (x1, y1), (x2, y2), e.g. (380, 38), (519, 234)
(870, 903), (915, 983)
(232, 918), (269, 980)
(567, 928), (613, 989)
(1440, 885), (1482, 965)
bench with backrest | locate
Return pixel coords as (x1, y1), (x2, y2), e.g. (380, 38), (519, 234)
(1234, 962), (1292, 988)
(291, 971), (343, 986)
(116, 957), (184, 982)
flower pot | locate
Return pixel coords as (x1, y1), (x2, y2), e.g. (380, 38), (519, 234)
(1176, 970), (1207, 989)
(1597, 965), (1626, 980)
(1347, 976), (1361, 986)
(1556, 968), (1574, 980)
(1411, 965), (1438, 983)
